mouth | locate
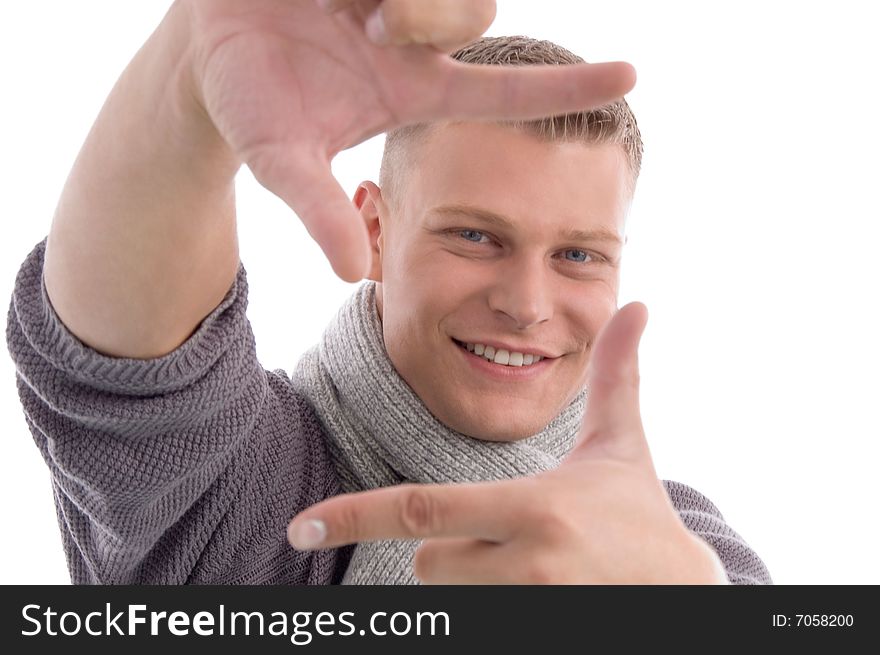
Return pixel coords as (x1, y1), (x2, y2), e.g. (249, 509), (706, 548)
(451, 338), (557, 379)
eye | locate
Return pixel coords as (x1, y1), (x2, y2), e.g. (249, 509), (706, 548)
(563, 249), (593, 263)
(457, 229), (490, 244)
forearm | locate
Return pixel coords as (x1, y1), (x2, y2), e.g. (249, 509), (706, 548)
(44, 0), (241, 359)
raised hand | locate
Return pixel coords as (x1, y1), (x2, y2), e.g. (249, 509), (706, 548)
(287, 303), (729, 584)
(185, 0), (636, 280)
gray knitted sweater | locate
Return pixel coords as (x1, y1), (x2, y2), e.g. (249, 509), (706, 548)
(6, 239), (772, 584)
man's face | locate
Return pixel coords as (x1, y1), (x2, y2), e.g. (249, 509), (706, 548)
(364, 122), (630, 441)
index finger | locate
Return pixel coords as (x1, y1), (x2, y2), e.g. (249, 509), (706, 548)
(421, 59), (637, 124)
(287, 480), (521, 550)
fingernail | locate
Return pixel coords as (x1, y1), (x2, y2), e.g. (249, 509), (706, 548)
(290, 519), (327, 549)
(365, 8), (388, 45)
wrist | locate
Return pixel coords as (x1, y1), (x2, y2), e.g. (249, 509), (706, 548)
(146, 0), (241, 183)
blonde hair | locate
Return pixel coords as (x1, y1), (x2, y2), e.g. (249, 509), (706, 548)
(379, 35), (644, 208)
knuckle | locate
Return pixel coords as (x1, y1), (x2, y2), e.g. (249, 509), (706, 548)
(331, 500), (365, 544)
(520, 491), (556, 520)
(540, 511), (577, 544)
(397, 486), (442, 535)
(244, 143), (287, 190)
(519, 493), (578, 544)
(412, 541), (437, 581)
(524, 554), (563, 585)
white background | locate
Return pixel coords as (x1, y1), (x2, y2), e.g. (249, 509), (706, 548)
(1, 1), (878, 585)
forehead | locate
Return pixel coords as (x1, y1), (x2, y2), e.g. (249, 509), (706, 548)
(403, 122), (630, 237)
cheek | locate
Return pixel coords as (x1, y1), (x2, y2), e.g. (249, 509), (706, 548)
(380, 277), (450, 358)
(394, 240), (483, 301)
(567, 287), (619, 345)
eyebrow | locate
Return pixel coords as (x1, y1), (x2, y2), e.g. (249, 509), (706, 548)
(427, 203), (624, 246)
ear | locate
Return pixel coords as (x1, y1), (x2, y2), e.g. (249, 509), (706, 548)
(352, 181), (385, 282)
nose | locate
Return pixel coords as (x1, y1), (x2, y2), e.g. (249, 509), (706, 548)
(487, 253), (554, 330)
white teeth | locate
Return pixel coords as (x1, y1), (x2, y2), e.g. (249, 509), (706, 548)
(460, 341), (546, 367)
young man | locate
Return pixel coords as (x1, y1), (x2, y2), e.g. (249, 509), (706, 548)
(6, 0), (771, 584)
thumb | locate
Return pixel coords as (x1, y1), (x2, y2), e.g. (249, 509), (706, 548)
(247, 145), (372, 282)
(570, 302), (650, 463)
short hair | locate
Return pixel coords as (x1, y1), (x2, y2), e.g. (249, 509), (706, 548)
(379, 35), (644, 209)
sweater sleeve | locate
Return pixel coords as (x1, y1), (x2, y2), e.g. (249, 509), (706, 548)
(662, 479), (773, 585)
(5, 238), (346, 584)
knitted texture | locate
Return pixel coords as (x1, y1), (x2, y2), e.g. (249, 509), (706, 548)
(6, 239), (352, 584)
(7, 238), (772, 585)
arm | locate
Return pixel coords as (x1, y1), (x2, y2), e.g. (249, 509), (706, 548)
(45, 0), (635, 357)
(13, 0), (636, 583)
(43, 1), (240, 360)
(10, 243), (351, 583)
(9, 243), (260, 582)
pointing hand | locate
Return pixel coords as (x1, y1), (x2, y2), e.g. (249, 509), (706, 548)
(288, 303), (728, 584)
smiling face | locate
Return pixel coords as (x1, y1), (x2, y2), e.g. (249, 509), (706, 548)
(355, 121), (632, 441)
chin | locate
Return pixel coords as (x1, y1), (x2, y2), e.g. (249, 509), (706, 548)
(449, 408), (551, 442)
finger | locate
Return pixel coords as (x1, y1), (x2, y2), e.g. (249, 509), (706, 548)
(413, 538), (559, 584)
(416, 539), (570, 584)
(419, 59), (637, 124)
(570, 302), (650, 462)
(414, 538), (519, 584)
(245, 145), (371, 282)
(288, 481), (520, 549)
(316, 0), (383, 15)
(368, 0), (497, 52)
(315, 0), (358, 12)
